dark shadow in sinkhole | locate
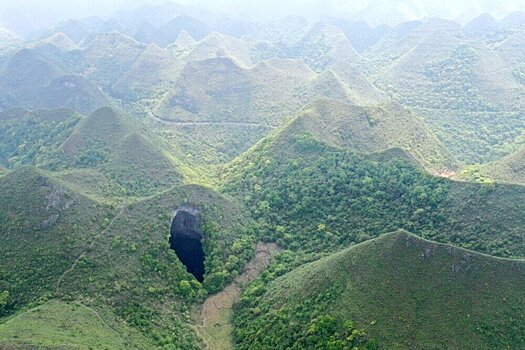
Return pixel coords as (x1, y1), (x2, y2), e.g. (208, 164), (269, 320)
(169, 209), (205, 282)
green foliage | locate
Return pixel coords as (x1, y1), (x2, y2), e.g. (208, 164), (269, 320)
(0, 108), (81, 169)
(234, 286), (374, 349)
(234, 232), (525, 350)
(0, 291), (9, 314)
(0, 300), (154, 349)
(223, 132), (525, 258)
(423, 45), (494, 111)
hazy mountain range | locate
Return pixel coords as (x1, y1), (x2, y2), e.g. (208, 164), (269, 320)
(1, 1), (525, 349)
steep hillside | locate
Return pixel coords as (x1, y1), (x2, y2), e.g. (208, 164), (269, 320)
(234, 231), (525, 350)
(151, 56), (386, 165)
(0, 167), (111, 311)
(52, 184), (256, 348)
(60, 107), (187, 196)
(169, 30), (197, 55)
(223, 122), (525, 258)
(112, 43), (182, 101)
(275, 99), (456, 173)
(326, 19), (390, 53)
(0, 108), (82, 169)
(153, 57), (253, 123)
(60, 107), (136, 165)
(157, 15), (212, 45)
(0, 165), (259, 349)
(38, 74), (112, 114)
(154, 57), (378, 126)
(477, 145), (525, 185)
(495, 30), (525, 68)
(384, 40), (524, 111)
(0, 46), (112, 113)
(329, 62), (384, 105)
(79, 32), (146, 91)
(252, 23), (360, 72)
(103, 133), (184, 196)
(373, 32), (525, 164)
(0, 48), (68, 109)
(0, 300), (154, 349)
(38, 32), (79, 51)
(186, 32), (253, 68)
(297, 23), (360, 72)
(364, 18), (460, 62)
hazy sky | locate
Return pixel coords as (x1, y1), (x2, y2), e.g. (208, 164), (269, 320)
(1, 0), (524, 36)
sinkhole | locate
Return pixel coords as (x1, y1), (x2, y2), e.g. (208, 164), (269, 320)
(169, 209), (205, 282)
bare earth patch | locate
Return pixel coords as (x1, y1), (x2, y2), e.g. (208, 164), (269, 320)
(195, 242), (280, 350)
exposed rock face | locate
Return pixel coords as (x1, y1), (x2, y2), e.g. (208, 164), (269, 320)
(169, 208), (205, 282)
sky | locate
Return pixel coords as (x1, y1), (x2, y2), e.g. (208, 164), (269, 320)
(1, 0), (524, 36)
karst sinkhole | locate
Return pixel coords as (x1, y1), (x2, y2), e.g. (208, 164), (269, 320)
(169, 209), (205, 282)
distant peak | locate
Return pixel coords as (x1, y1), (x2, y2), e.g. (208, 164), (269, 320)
(175, 30), (196, 46)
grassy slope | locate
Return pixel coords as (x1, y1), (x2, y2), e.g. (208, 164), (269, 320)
(150, 56), (386, 165)
(54, 184), (257, 349)
(0, 166), (111, 310)
(111, 43), (183, 102)
(285, 98), (457, 173)
(368, 25), (525, 164)
(0, 164), (258, 349)
(78, 32), (146, 91)
(234, 231), (525, 350)
(60, 106), (188, 197)
(477, 146), (525, 185)
(0, 48), (68, 109)
(0, 300), (154, 350)
(38, 74), (112, 115)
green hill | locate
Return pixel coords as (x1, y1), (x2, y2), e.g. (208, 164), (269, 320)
(0, 46), (113, 113)
(80, 32), (146, 91)
(268, 99), (456, 173)
(103, 132), (184, 196)
(60, 107), (187, 196)
(222, 119), (524, 258)
(38, 32), (79, 52)
(157, 15), (212, 45)
(186, 32), (253, 69)
(495, 30), (525, 68)
(151, 56), (388, 165)
(251, 22), (360, 73)
(167, 30), (197, 56)
(153, 56), (382, 126)
(0, 106), (188, 197)
(474, 145), (525, 185)
(298, 23), (360, 72)
(60, 107), (136, 165)
(38, 74), (113, 114)
(0, 48), (68, 109)
(0, 300), (154, 349)
(0, 108), (82, 169)
(0, 166), (111, 310)
(234, 231), (525, 350)
(0, 164), (257, 349)
(112, 43), (183, 101)
(364, 18), (461, 62)
(369, 28), (525, 164)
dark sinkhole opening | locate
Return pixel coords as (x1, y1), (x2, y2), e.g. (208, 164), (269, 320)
(169, 209), (205, 282)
